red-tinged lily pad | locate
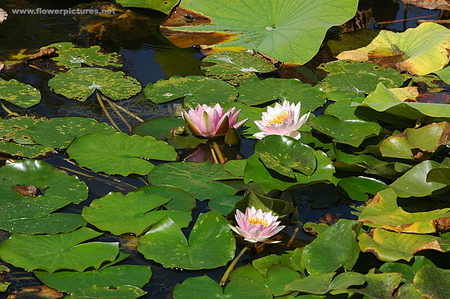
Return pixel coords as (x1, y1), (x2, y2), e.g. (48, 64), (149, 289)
(137, 211), (235, 270)
(67, 132), (177, 176)
(0, 227), (119, 273)
(337, 22), (450, 75)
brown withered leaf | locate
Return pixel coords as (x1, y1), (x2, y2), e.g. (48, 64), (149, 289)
(161, 6), (211, 27)
(367, 44), (407, 69)
(7, 285), (64, 299)
(12, 185), (45, 197)
(434, 217), (450, 231)
(402, 0), (450, 10)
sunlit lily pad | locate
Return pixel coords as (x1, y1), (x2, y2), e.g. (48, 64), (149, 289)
(337, 22), (450, 75)
(35, 253), (151, 293)
(236, 78), (326, 112)
(160, 0), (358, 64)
(47, 42), (123, 68)
(82, 191), (192, 235)
(143, 75), (237, 107)
(255, 135), (317, 178)
(337, 176), (387, 201)
(49, 67), (141, 101)
(359, 188), (450, 233)
(0, 78), (41, 108)
(0, 227), (119, 272)
(136, 185), (196, 211)
(138, 211), (235, 270)
(147, 161), (238, 200)
(319, 60), (404, 99)
(286, 271), (366, 294)
(0, 159), (88, 234)
(67, 132), (177, 176)
(359, 227), (450, 262)
(380, 122), (450, 160)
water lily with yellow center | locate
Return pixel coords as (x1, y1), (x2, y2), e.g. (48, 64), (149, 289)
(228, 206), (285, 243)
(182, 103), (248, 138)
(253, 100), (310, 140)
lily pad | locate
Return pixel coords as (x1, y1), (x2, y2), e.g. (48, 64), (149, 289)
(136, 185), (196, 211)
(414, 264), (450, 299)
(66, 285), (147, 299)
(0, 227), (119, 272)
(301, 219), (359, 275)
(49, 67), (142, 101)
(132, 117), (186, 140)
(380, 122), (450, 160)
(286, 271), (366, 294)
(308, 114), (381, 147)
(236, 78), (326, 112)
(147, 161), (238, 200)
(0, 159), (88, 234)
(34, 254), (151, 293)
(359, 188), (450, 233)
(380, 256), (435, 283)
(201, 50), (277, 85)
(160, 0), (358, 64)
(254, 135), (317, 178)
(319, 60), (404, 98)
(143, 75), (237, 107)
(82, 191), (192, 235)
(0, 78), (41, 108)
(173, 274), (271, 299)
(337, 22), (450, 75)
(337, 176), (388, 201)
(67, 132), (177, 176)
(234, 190), (295, 217)
(47, 42), (123, 68)
(359, 228), (450, 262)
(137, 211), (235, 270)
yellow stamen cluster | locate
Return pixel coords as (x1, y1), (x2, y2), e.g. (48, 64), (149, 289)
(267, 112), (289, 125)
(247, 217), (268, 227)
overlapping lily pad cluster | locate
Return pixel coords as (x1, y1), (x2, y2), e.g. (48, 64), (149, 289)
(1, 0), (450, 298)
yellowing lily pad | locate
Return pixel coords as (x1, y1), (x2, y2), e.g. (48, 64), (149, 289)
(337, 22), (450, 75)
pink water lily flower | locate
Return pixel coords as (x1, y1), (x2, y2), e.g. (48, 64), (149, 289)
(228, 206), (285, 243)
(253, 100), (310, 140)
(182, 104), (248, 138)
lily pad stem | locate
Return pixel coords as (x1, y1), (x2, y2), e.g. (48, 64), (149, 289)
(212, 141), (226, 164)
(219, 246), (248, 286)
(96, 91), (120, 132)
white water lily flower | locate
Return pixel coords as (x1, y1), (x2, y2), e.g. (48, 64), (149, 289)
(228, 206), (285, 243)
(253, 100), (310, 140)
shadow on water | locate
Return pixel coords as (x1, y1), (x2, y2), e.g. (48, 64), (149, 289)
(0, 0), (445, 298)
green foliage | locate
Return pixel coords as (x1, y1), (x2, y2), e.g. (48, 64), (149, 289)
(0, 79), (41, 108)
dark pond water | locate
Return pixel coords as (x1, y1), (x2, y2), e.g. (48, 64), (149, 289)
(0, 0), (444, 298)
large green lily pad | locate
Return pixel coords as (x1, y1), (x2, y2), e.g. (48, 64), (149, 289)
(0, 227), (119, 272)
(67, 132), (177, 176)
(65, 285), (147, 299)
(49, 67), (141, 101)
(414, 264), (450, 299)
(254, 135), (317, 178)
(35, 254), (151, 293)
(160, 0), (358, 64)
(0, 159), (88, 234)
(138, 211), (235, 270)
(337, 22), (450, 76)
(143, 75), (237, 107)
(82, 191), (192, 235)
(116, 0), (178, 14)
(136, 185), (196, 211)
(147, 161), (238, 200)
(0, 78), (41, 108)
